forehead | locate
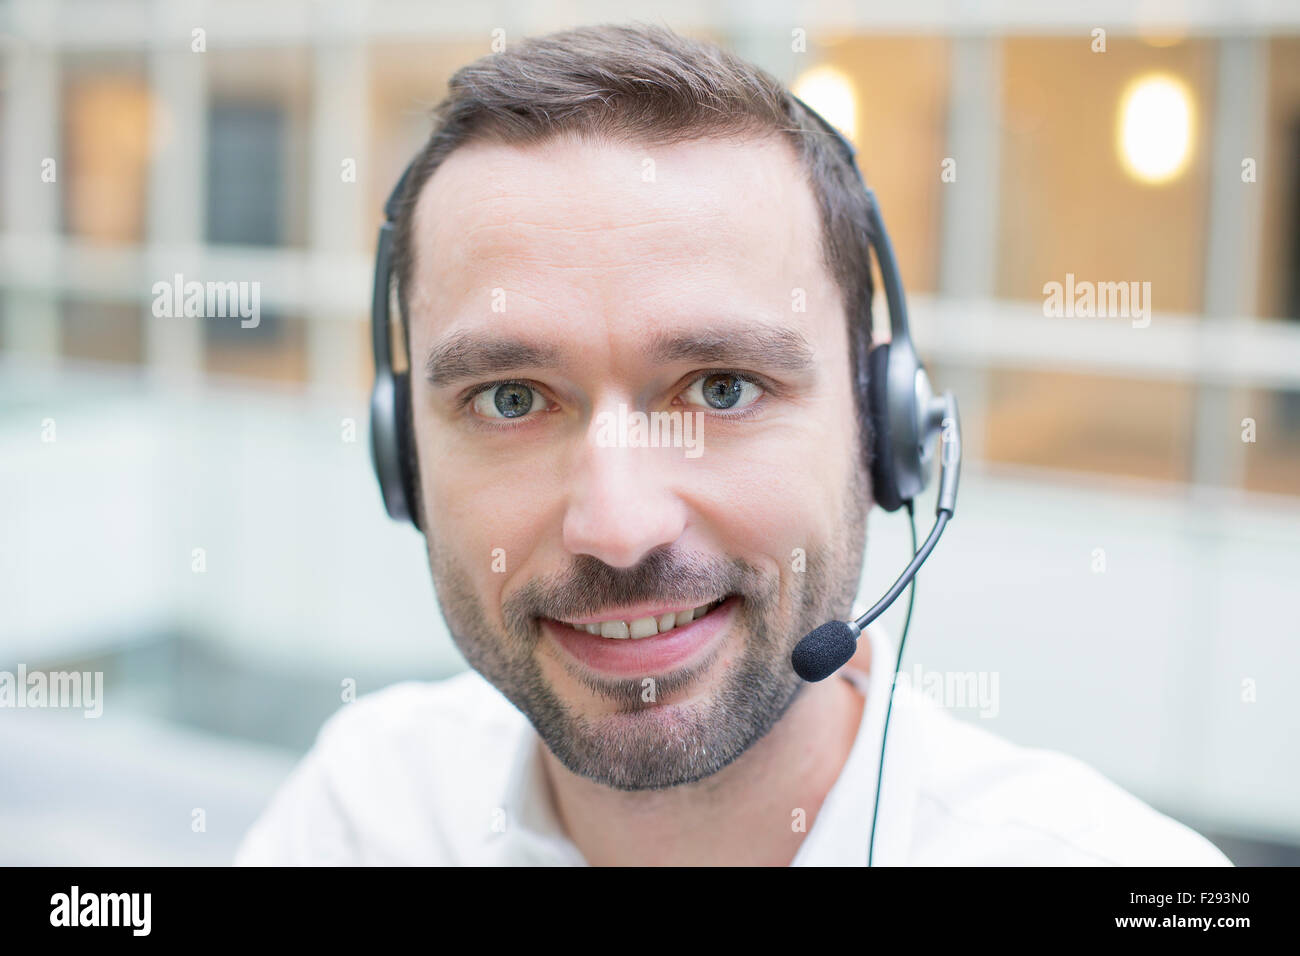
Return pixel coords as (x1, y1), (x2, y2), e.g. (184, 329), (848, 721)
(406, 131), (831, 329)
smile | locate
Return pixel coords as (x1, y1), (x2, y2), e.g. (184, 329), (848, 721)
(550, 597), (728, 640)
(542, 596), (739, 677)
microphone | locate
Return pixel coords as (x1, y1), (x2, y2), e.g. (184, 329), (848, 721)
(792, 620), (862, 682)
(791, 392), (961, 682)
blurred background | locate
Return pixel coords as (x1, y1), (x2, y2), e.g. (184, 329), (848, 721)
(2, 0), (1298, 865)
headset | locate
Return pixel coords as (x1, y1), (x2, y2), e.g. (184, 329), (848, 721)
(369, 94), (962, 866)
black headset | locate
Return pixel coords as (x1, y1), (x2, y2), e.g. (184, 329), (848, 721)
(369, 94), (962, 865)
(369, 95), (954, 530)
(370, 156), (422, 529)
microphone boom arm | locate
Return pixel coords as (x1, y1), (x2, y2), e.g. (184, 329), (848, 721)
(853, 389), (961, 634)
(789, 392), (960, 682)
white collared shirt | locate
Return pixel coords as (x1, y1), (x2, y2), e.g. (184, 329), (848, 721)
(234, 627), (1231, 866)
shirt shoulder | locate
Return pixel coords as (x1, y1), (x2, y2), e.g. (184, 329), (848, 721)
(233, 671), (526, 866)
(901, 691), (1232, 866)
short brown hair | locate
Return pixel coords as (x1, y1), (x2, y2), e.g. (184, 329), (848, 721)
(390, 22), (876, 468)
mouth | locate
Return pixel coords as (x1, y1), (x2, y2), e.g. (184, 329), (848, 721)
(550, 596), (729, 640)
(541, 595), (739, 677)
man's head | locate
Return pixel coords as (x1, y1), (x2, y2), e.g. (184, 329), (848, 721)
(391, 23), (878, 790)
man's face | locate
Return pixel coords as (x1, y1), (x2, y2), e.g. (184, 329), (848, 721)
(406, 131), (869, 790)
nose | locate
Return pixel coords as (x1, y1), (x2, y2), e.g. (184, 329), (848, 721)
(561, 412), (688, 569)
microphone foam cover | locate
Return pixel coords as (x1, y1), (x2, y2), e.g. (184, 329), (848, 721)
(791, 621), (859, 682)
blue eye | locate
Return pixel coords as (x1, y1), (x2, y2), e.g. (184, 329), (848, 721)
(472, 382), (538, 419)
(683, 372), (764, 412)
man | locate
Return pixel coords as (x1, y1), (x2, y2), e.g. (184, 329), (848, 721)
(236, 24), (1230, 866)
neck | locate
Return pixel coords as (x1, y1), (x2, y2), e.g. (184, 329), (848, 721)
(540, 669), (865, 866)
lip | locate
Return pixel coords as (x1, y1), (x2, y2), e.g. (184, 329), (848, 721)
(543, 595), (739, 677)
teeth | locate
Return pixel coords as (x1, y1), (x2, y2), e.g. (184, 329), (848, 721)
(562, 598), (726, 640)
(628, 617), (658, 639)
(600, 620), (630, 640)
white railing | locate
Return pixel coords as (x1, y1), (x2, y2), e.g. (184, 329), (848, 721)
(6, 236), (1300, 382)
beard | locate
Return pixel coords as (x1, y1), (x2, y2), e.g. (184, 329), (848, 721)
(425, 464), (869, 792)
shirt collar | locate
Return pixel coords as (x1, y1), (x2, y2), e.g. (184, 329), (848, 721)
(789, 624), (921, 865)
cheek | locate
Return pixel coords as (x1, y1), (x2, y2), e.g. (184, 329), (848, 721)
(426, 458), (546, 584)
(412, 405), (550, 590)
(687, 420), (858, 557)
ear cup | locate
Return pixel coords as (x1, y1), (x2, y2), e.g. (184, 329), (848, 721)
(369, 368), (422, 529)
(370, 369), (408, 524)
(393, 371), (423, 531)
(867, 343), (904, 512)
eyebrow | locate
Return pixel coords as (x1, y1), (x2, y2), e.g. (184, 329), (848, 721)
(424, 335), (563, 389)
(648, 325), (815, 372)
(424, 324), (817, 390)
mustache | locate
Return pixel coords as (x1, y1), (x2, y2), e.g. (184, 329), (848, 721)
(503, 548), (767, 636)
